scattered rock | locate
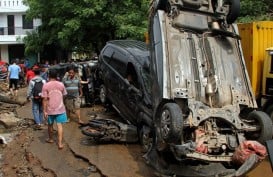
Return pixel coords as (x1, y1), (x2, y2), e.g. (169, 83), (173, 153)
(0, 136), (7, 144)
(88, 165), (97, 172)
(0, 112), (21, 128)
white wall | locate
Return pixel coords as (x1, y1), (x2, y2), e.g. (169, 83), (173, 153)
(0, 15), (7, 27)
(14, 14), (22, 27)
(0, 45), (9, 62)
(0, 0), (28, 13)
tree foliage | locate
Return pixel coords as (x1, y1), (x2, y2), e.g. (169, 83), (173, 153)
(238, 0), (273, 22)
(23, 0), (273, 55)
(23, 0), (149, 55)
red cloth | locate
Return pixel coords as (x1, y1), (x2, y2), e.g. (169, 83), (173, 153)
(33, 65), (39, 69)
(26, 70), (35, 83)
(0, 61), (7, 73)
(18, 63), (26, 74)
(195, 129), (208, 153)
(232, 140), (267, 165)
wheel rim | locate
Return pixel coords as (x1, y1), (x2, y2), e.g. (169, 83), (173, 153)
(246, 119), (261, 139)
(160, 109), (171, 139)
(142, 132), (152, 152)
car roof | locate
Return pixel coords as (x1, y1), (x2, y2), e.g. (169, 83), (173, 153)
(106, 40), (150, 66)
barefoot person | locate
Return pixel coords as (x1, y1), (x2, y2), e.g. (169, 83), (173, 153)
(42, 69), (67, 149)
(62, 66), (84, 124)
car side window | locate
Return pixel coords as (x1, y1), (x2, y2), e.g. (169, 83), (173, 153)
(102, 47), (114, 64)
(126, 63), (139, 89)
(109, 51), (127, 77)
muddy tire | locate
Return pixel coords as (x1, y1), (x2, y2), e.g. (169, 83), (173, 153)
(159, 103), (183, 143)
(246, 111), (273, 143)
(226, 0), (240, 24)
(99, 84), (107, 104)
(265, 105), (273, 122)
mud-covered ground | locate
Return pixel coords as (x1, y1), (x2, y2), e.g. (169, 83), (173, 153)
(0, 86), (155, 177)
(0, 85), (272, 177)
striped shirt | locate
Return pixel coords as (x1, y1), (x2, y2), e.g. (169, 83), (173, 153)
(62, 75), (81, 98)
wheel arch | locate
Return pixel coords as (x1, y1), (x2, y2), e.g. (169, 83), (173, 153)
(262, 98), (273, 112)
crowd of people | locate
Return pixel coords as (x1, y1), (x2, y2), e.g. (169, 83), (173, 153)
(2, 57), (87, 150)
(24, 63), (87, 150)
(3, 58), (50, 95)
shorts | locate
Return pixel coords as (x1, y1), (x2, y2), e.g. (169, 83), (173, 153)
(64, 97), (81, 111)
(47, 113), (67, 124)
(9, 78), (19, 90)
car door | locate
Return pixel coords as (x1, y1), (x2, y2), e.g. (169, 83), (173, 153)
(120, 62), (144, 124)
(100, 46), (118, 103)
(106, 48), (128, 113)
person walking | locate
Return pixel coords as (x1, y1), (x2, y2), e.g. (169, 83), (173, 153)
(62, 66), (84, 124)
(42, 69), (68, 150)
(26, 66), (37, 85)
(7, 60), (21, 97)
(26, 68), (46, 130)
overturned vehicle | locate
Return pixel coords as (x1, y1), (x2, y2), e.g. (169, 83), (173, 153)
(146, 0), (273, 176)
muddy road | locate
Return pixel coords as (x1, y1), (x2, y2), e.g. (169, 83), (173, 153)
(0, 87), (272, 177)
(1, 87), (156, 177)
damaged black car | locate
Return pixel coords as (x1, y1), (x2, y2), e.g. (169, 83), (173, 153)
(81, 40), (154, 149)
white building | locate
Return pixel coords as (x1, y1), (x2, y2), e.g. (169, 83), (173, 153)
(0, 0), (41, 63)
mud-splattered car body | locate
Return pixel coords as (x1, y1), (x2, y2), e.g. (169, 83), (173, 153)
(98, 40), (153, 129)
(146, 0), (273, 176)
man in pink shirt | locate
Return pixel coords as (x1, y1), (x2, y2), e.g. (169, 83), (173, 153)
(42, 69), (67, 149)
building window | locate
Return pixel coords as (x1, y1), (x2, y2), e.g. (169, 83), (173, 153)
(22, 15), (33, 29)
(0, 28), (4, 35)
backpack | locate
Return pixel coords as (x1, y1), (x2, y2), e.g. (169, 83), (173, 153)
(32, 79), (44, 101)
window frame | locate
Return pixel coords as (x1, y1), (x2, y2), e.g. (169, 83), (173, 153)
(22, 15), (33, 29)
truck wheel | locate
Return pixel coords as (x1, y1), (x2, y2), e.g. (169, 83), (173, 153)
(99, 85), (107, 104)
(226, 0), (240, 24)
(246, 111), (273, 143)
(159, 103), (183, 143)
(155, 0), (169, 11)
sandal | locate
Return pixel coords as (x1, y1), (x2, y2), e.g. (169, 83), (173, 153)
(46, 139), (54, 144)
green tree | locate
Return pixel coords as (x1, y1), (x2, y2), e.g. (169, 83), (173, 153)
(23, 0), (149, 55)
(238, 0), (273, 22)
